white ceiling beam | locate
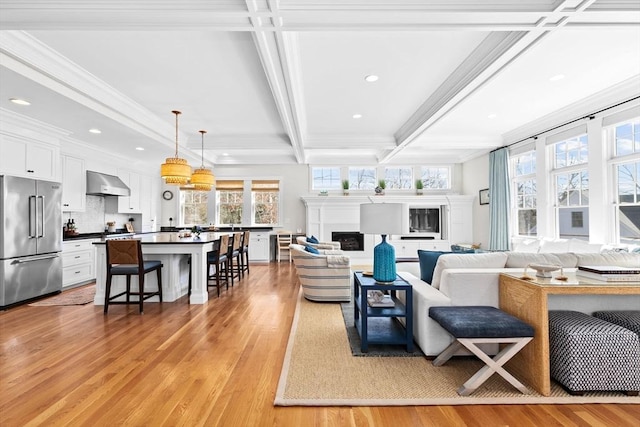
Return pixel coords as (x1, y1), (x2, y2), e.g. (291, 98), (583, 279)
(380, 0), (607, 164)
(247, 0), (306, 163)
(2, 1), (638, 31)
(0, 31), (190, 156)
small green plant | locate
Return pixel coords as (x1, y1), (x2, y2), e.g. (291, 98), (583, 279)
(415, 179), (424, 190)
(342, 179), (350, 190)
(378, 179), (386, 189)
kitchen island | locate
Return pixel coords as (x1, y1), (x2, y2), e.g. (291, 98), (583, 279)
(94, 232), (224, 305)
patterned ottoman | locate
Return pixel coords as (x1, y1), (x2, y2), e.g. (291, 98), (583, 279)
(548, 310), (640, 395)
(593, 310), (640, 337)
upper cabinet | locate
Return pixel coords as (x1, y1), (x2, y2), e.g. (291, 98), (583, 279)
(0, 137), (59, 181)
(61, 155), (86, 212)
(110, 170), (142, 213)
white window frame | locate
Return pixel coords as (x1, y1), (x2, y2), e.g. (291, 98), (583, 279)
(511, 150), (537, 237)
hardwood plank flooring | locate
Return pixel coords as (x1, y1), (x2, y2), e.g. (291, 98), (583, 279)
(1, 263), (638, 427)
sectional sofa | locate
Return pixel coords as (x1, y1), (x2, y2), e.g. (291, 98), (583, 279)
(395, 251), (640, 356)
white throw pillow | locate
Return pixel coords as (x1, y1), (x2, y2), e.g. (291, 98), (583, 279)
(431, 252), (508, 289)
(568, 238), (603, 253)
(539, 239), (569, 253)
(512, 239), (540, 253)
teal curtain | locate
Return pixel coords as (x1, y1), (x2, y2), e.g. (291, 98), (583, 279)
(489, 148), (511, 251)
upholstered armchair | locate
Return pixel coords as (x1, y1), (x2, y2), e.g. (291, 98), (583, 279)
(289, 243), (351, 302)
(295, 236), (341, 250)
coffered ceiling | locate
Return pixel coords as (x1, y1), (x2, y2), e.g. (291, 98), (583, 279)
(1, 0), (639, 168)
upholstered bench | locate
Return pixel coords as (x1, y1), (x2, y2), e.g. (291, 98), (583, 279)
(549, 310), (640, 396)
(593, 310), (640, 337)
(429, 306), (534, 396)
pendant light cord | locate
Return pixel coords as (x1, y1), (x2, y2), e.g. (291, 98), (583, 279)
(199, 130), (207, 168)
(172, 110), (181, 157)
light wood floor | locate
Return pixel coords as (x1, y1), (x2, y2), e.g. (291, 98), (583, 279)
(1, 263), (638, 427)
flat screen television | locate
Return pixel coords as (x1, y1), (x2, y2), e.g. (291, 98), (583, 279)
(408, 207), (441, 238)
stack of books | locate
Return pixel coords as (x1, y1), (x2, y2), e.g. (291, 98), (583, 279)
(367, 294), (395, 307)
(577, 265), (640, 282)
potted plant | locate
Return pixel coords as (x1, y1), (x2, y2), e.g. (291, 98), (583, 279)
(415, 179), (424, 195)
(375, 179), (386, 195)
(342, 179), (350, 196)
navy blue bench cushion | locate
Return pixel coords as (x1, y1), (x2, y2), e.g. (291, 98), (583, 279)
(429, 306), (534, 338)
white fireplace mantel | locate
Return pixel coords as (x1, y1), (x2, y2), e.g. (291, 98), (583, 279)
(301, 194), (475, 262)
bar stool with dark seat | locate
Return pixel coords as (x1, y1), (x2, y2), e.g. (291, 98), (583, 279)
(207, 234), (229, 296)
(239, 230), (250, 276)
(104, 239), (163, 314)
(229, 232), (243, 285)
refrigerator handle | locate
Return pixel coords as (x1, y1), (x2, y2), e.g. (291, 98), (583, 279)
(11, 254), (60, 264)
(28, 195), (37, 238)
(37, 195), (45, 238)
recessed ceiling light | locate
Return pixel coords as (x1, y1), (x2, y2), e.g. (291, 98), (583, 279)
(135, 147), (144, 151)
(9, 98), (30, 106)
(222, 153), (229, 156)
(364, 75), (379, 82)
(549, 74), (565, 82)
(89, 128), (101, 134)
(487, 113), (498, 119)
(352, 114), (362, 119)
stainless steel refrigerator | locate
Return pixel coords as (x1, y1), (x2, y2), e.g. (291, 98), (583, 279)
(1, 175), (63, 308)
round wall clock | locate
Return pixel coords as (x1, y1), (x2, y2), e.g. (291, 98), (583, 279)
(162, 190), (174, 201)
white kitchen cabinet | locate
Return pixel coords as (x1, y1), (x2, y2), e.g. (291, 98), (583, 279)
(61, 155), (86, 211)
(139, 174), (157, 232)
(62, 239), (97, 288)
(118, 170), (141, 213)
(249, 232), (270, 262)
(0, 137), (59, 181)
(106, 170), (143, 214)
(390, 239), (451, 258)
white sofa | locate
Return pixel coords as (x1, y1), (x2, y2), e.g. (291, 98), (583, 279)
(396, 251), (640, 356)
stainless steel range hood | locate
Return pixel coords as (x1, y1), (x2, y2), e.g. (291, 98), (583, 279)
(86, 171), (130, 196)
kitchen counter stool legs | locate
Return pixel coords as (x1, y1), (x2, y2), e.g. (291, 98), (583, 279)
(104, 239), (163, 314)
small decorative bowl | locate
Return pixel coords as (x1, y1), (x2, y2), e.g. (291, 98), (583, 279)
(522, 263), (567, 280)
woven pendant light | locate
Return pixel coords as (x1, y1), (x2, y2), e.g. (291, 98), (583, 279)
(190, 130), (215, 191)
(160, 110), (191, 185)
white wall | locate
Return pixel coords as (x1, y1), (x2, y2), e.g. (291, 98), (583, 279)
(159, 164), (309, 232)
(461, 154), (490, 248)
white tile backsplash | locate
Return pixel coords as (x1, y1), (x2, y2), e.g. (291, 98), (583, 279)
(64, 195), (139, 233)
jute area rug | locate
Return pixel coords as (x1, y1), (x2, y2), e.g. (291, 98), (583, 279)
(275, 289), (640, 406)
(29, 285), (95, 306)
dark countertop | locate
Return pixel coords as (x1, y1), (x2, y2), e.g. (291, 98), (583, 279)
(63, 231), (135, 241)
(93, 231), (224, 245)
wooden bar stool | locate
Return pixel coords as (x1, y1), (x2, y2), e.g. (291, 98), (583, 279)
(207, 234), (229, 296)
(239, 230), (250, 276)
(229, 232), (243, 285)
(104, 239), (163, 314)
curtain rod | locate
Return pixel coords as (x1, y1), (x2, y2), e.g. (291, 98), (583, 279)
(490, 95), (640, 153)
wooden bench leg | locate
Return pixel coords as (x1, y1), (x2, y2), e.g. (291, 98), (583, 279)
(432, 340), (463, 367)
(456, 337), (533, 396)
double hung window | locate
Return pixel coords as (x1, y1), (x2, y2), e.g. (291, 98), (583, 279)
(512, 151), (537, 236)
(610, 117), (640, 244)
(180, 190), (209, 226)
(216, 180), (244, 225)
(552, 134), (589, 240)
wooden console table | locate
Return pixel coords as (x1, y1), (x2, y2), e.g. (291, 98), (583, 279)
(499, 273), (640, 396)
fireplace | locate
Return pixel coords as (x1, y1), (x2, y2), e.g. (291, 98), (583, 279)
(331, 231), (364, 251)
